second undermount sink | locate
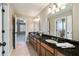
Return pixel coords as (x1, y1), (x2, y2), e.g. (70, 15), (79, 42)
(45, 39), (75, 48)
(56, 42), (75, 48)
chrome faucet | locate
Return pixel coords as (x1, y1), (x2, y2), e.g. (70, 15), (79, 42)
(56, 38), (59, 42)
(39, 33), (42, 36)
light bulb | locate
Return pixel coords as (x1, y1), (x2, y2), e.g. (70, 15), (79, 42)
(56, 8), (60, 12)
(52, 4), (56, 10)
(51, 10), (55, 14)
(61, 5), (66, 9)
(48, 7), (51, 13)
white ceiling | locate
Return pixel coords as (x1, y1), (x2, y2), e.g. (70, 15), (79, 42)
(11, 3), (49, 17)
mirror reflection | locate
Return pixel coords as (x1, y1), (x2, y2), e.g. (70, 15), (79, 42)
(49, 3), (72, 40)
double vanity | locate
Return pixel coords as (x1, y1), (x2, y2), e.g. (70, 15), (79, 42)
(28, 32), (79, 56)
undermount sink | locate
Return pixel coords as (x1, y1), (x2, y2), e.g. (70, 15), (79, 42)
(45, 39), (75, 48)
(45, 39), (57, 44)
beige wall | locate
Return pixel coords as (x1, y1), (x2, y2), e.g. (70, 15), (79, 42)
(8, 4), (14, 55)
(36, 5), (50, 34)
(72, 4), (79, 41)
(49, 16), (56, 36)
(26, 16), (34, 32)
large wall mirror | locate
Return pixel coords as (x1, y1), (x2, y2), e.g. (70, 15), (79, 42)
(48, 3), (73, 40)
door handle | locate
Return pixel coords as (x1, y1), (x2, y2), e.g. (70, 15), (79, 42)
(2, 30), (5, 33)
(0, 42), (6, 46)
(2, 50), (5, 55)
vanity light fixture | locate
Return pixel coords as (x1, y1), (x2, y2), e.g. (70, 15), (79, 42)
(48, 3), (66, 14)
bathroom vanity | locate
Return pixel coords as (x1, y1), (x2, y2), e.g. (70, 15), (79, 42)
(28, 32), (79, 56)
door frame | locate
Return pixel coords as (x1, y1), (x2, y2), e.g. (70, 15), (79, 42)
(12, 16), (15, 49)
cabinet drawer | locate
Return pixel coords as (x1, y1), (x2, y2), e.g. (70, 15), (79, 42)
(40, 45), (45, 56)
(33, 43), (37, 50)
(37, 43), (41, 55)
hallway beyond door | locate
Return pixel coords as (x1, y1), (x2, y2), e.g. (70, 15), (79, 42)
(17, 33), (26, 42)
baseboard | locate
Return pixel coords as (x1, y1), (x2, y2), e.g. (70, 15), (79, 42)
(9, 47), (13, 56)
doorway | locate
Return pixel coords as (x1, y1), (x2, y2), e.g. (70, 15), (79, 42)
(17, 19), (26, 43)
(13, 17), (26, 49)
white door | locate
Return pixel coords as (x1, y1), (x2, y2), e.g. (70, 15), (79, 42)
(0, 4), (2, 56)
(2, 4), (9, 56)
(66, 15), (72, 40)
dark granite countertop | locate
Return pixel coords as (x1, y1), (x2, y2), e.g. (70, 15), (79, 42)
(29, 32), (79, 56)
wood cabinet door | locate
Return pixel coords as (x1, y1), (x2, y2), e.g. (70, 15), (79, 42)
(37, 43), (41, 55)
(40, 46), (46, 56)
(55, 49), (64, 56)
(33, 38), (36, 50)
(33, 42), (36, 50)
